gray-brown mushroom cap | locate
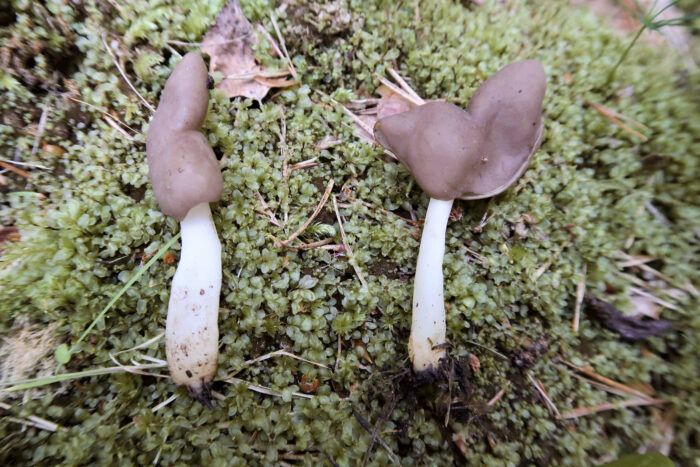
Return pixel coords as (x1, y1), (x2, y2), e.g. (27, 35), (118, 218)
(146, 52), (223, 221)
(374, 60), (546, 201)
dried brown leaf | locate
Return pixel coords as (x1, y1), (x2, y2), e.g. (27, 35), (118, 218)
(200, 0), (271, 101)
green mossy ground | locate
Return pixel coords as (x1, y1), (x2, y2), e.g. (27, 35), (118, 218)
(0, 0), (698, 465)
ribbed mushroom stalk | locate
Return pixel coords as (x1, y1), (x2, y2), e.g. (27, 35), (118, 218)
(146, 52), (223, 406)
(374, 60), (547, 377)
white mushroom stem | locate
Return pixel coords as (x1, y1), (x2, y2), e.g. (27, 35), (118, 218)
(409, 197), (453, 374)
(165, 202), (221, 406)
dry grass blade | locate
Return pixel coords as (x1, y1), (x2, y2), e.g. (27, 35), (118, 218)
(108, 353), (169, 379)
(352, 409), (401, 465)
(114, 332), (164, 356)
(487, 381), (510, 406)
(559, 359), (652, 399)
(527, 372), (561, 417)
(65, 96), (140, 134)
(254, 190), (281, 227)
(387, 69), (425, 104)
(101, 37), (155, 113)
(30, 103), (49, 157)
(532, 238), (570, 281)
(628, 285), (680, 312)
(0, 402), (63, 432)
(289, 158), (318, 171)
(269, 13), (297, 78)
(585, 99), (648, 141)
(332, 195), (368, 289)
(152, 394), (178, 412)
(561, 397), (666, 419)
(572, 263), (587, 332)
(377, 76), (424, 107)
(276, 179), (334, 247)
(224, 377), (313, 399)
(226, 70), (290, 80)
(224, 348), (329, 379)
(0, 161), (32, 179)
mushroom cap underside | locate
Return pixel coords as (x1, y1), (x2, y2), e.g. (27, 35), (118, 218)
(374, 60), (546, 201)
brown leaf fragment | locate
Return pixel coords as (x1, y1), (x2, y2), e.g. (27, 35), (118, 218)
(200, 0), (272, 101)
(0, 226), (20, 246)
(583, 293), (672, 340)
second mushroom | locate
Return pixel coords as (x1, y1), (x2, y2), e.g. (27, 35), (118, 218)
(374, 60), (546, 377)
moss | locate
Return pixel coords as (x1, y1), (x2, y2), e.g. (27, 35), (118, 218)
(1, 0), (699, 464)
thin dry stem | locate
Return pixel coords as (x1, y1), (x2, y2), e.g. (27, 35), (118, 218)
(0, 161), (32, 179)
(255, 190), (281, 227)
(487, 384), (508, 407)
(30, 103), (49, 157)
(585, 99), (648, 141)
(377, 76), (424, 107)
(527, 372), (561, 418)
(276, 179), (334, 247)
(332, 195), (368, 289)
(269, 13), (297, 78)
(559, 359), (652, 399)
(561, 398), (666, 419)
(101, 37), (155, 113)
(572, 263), (587, 332)
(387, 69), (425, 104)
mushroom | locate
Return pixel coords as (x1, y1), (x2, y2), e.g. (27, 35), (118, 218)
(146, 52), (223, 405)
(373, 60), (546, 377)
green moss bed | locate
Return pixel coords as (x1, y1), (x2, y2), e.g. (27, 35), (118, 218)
(0, 0), (698, 465)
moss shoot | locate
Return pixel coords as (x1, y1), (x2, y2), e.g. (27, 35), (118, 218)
(0, 0), (698, 465)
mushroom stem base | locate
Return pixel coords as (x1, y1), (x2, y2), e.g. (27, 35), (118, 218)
(165, 202), (221, 403)
(409, 197), (453, 374)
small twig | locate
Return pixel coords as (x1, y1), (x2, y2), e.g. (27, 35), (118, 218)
(363, 393), (399, 467)
(332, 196), (368, 289)
(352, 410), (400, 466)
(487, 381), (510, 406)
(572, 263), (587, 332)
(0, 161), (32, 179)
(101, 37), (155, 113)
(276, 179), (334, 247)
